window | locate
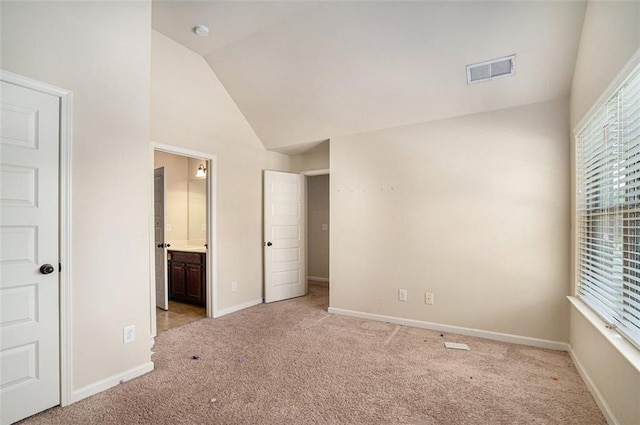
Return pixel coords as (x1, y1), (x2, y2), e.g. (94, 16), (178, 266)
(576, 63), (640, 349)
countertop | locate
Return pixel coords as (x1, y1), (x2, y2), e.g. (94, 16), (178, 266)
(168, 245), (207, 254)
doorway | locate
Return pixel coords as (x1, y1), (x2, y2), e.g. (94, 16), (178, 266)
(150, 144), (217, 336)
(305, 172), (330, 305)
(306, 174), (330, 285)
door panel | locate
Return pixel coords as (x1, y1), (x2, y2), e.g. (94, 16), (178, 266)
(186, 265), (202, 299)
(0, 80), (60, 425)
(170, 262), (186, 297)
(264, 171), (306, 303)
(154, 167), (168, 310)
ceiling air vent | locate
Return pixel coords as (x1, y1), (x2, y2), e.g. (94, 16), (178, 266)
(466, 55), (515, 84)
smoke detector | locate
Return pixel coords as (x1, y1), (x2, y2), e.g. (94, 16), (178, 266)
(466, 55), (515, 84)
(193, 25), (210, 37)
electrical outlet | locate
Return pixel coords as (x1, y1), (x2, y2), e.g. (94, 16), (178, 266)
(231, 281), (237, 291)
(398, 289), (407, 301)
(425, 292), (434, 305)
(123, 325), (135, 344)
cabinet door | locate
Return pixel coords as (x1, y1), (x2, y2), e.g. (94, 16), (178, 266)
(186, 264), (203, 302)
(170, 262), (186, 297)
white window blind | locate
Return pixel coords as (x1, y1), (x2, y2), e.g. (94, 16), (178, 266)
(577, 63), (640, 348)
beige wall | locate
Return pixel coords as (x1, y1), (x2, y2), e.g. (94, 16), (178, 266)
(1, 2), (153, 390)
(151, 30), (290, 311)
(570, 306), (640, 424)
(307, 175), (330, 280)
(289, 143), (330, 173)
(154, 151), (189, 242)
(153, 152), (207, 245)
(569, 2), (640, 424)
(570, 1), (640, 129)
(330, 97), (571, 343)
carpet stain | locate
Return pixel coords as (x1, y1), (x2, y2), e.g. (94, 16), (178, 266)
(304, 313), (332, 330)
(384, 325), (402, 345)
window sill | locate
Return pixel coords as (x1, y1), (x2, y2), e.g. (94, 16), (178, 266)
(568, 296), (640, 375)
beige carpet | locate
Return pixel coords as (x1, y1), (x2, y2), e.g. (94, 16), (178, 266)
(20, 284), (605, 424)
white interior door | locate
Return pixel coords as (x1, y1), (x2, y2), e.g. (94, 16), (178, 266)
(264, 170), (306, 303)
(154, 167), (168, 310)
(0, 81), (60, 424)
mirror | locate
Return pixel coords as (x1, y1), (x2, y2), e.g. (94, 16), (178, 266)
(188, 179), (206, 242)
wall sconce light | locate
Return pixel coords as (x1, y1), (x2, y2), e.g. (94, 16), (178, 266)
(196, 163), (206, 178)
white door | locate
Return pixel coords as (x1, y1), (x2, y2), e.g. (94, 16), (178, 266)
(154, 167), (168, 310)
(263, 171), (306, 303)
(0, 81), (60, 424)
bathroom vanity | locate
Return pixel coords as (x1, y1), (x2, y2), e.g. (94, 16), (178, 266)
(167, 248), (206, 306)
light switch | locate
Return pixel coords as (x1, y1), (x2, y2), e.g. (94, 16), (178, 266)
(166, 224), (172, 232)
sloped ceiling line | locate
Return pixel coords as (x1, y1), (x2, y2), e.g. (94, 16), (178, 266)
(153, 1), (587, 153)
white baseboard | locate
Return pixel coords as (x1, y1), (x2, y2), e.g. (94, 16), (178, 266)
(214, 298), (263, 318)
(327, 307), (570, 351)
(569, 350), (618, 425)
(307, 276), (329, 283)
(72, 361), (154, 403)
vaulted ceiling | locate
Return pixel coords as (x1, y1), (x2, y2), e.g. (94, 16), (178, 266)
(152, 1), (587, 153)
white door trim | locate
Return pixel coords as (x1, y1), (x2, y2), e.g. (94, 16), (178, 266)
(149, 142), (218, 333)
(0, 69), (74, 407)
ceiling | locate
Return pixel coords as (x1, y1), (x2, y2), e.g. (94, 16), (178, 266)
(152, 1), (587, 154)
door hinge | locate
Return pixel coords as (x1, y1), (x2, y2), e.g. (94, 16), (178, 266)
(59, 263), (62, 272)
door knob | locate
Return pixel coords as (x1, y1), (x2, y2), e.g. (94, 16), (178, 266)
(157, 243), (171, 248)
(267, 242), (272, 247)
(40, 264), (55, 275)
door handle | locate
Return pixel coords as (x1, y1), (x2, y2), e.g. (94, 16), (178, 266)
(157, 243), (171, 248)
(266, 242), (272, 247)
(40, 264), (55, 275)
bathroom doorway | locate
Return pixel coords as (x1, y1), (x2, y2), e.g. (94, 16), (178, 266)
(151, 146), (215, 334)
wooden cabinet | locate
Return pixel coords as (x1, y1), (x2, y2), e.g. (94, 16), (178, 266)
(168, 251), (206, 306)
